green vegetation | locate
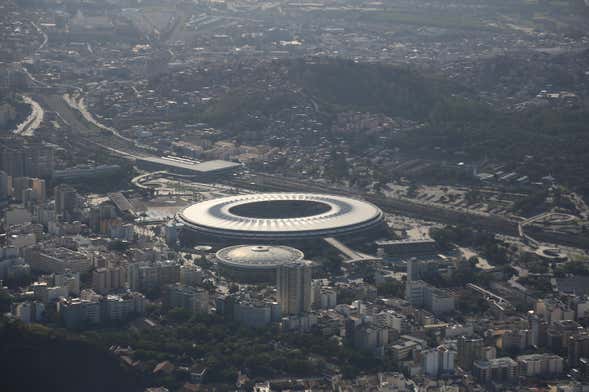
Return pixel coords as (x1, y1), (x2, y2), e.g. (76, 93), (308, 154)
(288, 59), (462, 121)
(80, 312), (385, 389)
(309, 9), (491, 30)
(430, 225), (508, 266)
(0, 319), (143, 392)
(376, 279), (405, 298)
(555, 261), (589, 276)
(196, 58), (589, 196)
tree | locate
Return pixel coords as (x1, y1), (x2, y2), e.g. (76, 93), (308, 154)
(167, 308), (191, 323)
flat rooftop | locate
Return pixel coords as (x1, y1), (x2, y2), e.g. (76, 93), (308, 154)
(137, 156), (241, 173)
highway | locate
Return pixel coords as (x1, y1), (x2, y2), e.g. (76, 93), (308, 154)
(13, 95), (44, 136)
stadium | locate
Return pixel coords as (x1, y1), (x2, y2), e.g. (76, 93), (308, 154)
(215, 245), (305, 283)
(177, 192), (388, 249)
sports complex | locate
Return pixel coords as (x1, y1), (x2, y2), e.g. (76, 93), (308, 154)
(177, 192), (388, 249)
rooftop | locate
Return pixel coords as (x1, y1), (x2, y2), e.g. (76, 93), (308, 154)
(216, 245), (304, 267)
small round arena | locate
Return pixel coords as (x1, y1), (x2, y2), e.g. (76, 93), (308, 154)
(215, 245), (305, 283)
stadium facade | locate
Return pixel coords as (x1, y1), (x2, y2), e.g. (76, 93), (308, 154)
(177, 192), (388, 250)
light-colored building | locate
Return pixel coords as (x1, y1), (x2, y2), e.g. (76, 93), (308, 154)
(103, 292), (146, 321)
(277, 260), (312, 315)
(215, 295), (281, 328)
(14, 301), (45, 323)
(31, 178), (45, 203)
(58, 290), (145, 328)
(5, 207), (32, 226)
(421, 345), (456, 378)
(391, 340), (420, 364)
(281, 313), (317, 332)
(32, 282), (68, 303)
(164, 283), (209, 315)
(405, 280), (454, 315)
(127, 260), (180, 291)
(179, 264), (203, 286)
(92, 266), (125, 294)
(517, 353), (563, 377)
(375, 310), (405, 332)
(28, 247), (91, 274)
(473, 357), (518, 384)
(54, 270), (80, 296)
(535, 298), (574, 323)
(58, 297), (101, 328)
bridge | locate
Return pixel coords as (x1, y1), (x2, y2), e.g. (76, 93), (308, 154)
(323, 237), (382, 264)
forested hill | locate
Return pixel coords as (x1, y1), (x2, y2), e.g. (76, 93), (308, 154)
(0, 320), (143, 392)
(156, 58), (589, 196)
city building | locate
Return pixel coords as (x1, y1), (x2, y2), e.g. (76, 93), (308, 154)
(405, 280), (455, 315)
(281, 313), (318, 332)
(127, 260), (180, 291)
(473, 357), (519, 384)
(54, 184), (78, 219)
(569, 333), (589, 369)
(179, 264), (203, 286)
(58, 290), (145, 328)
(58, 297), (101, 328)
(421, 345), (456, 378)
(517, 353), (563, 377)
(92, 266), (126, 294)
(52, 164), (120, 180)
(103, 292), (146, 321)
(277, 260), (312, 315)
(215, 295), (281, 328)
(163, 283), (209, 315)
(13, 300), (45, 323)
(136, 157), (240, 178)
(376, 239), (437, 257)
(27, 247), (91, 274)
(352, 323), (389, 357)
(547, 320), (584, 354)
(0, 246), (28, 281)
(0, 170), (9, 201)
(54, 270), (80, 296)
(457, 336), (484, 370)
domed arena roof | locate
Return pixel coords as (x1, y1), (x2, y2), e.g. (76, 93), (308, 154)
(216, 245), (304, 269)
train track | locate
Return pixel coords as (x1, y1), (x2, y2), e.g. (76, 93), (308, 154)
(226, 174), (520, 236)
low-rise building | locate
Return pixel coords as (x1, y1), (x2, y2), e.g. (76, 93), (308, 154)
(164, 283), (209, 315)
(473, 357), (518, 384)
(516, 353), (563, 377)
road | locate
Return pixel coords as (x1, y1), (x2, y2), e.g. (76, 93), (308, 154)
(13, 95), (44, 136)
(64, 93), (136, 144)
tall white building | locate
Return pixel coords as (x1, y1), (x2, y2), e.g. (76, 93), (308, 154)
(422, 345), (456, 378)
(277, 260), (312, 315)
